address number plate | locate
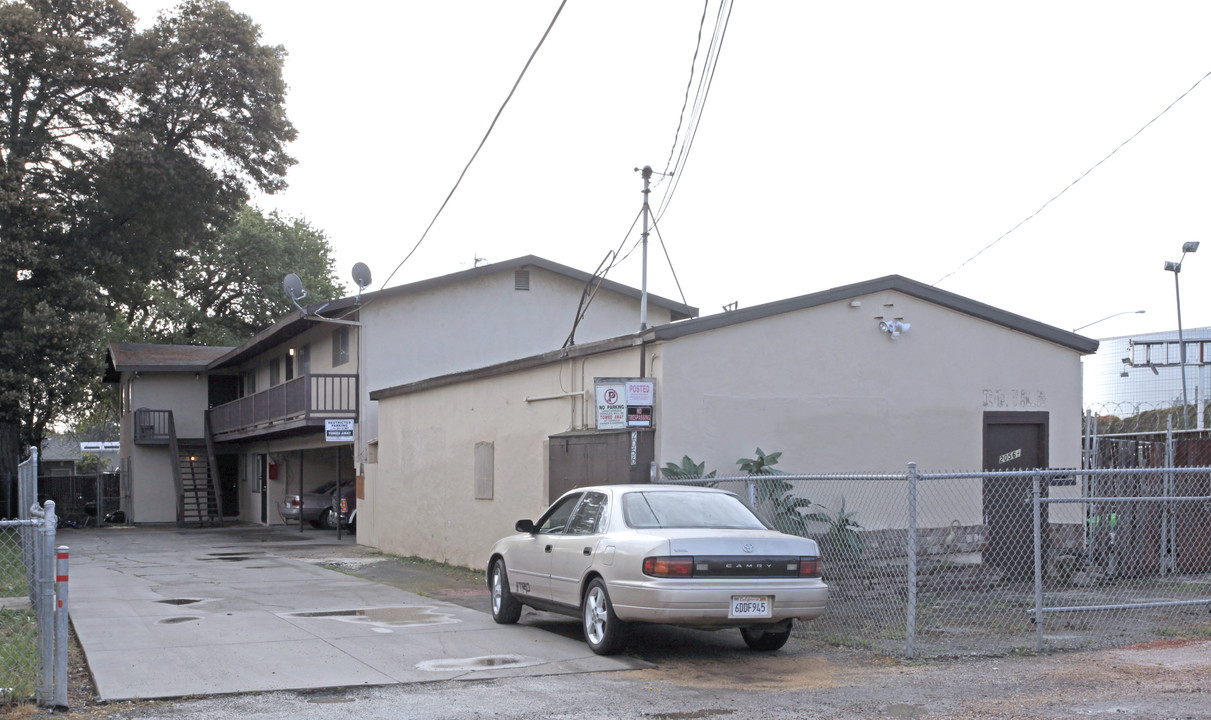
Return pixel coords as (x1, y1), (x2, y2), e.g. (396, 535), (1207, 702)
(730, 595), (771, 618)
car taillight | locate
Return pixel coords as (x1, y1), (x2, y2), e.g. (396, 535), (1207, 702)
(799, 557), (822, 578)
(340, 497), (349, 513)
(642, 556), (695, 578)
(286, 498), (301, 508)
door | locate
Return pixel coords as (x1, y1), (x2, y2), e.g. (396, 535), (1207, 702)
(547, 430), (654, 503)
(257, 454), (268, 524)
(982, 412), (1048, 583)
(508, 492), (583, 601)
(549, 491), (609, 607)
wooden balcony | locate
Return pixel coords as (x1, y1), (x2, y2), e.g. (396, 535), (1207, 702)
(206, 373), (358, 442)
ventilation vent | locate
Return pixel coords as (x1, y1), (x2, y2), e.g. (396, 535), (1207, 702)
(514, 270), (530, 291)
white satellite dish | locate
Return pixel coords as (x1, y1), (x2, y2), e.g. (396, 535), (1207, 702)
(352, 262), (372, 304)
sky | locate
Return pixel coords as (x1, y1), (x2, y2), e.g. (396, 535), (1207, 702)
(121, 0), (1211, 340)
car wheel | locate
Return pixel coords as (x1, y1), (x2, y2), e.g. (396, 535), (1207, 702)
(582, 578), (627, 655)
(319, 508), (339, 530)
(490, 559), (522, 624)
(740, 625), (792, 651)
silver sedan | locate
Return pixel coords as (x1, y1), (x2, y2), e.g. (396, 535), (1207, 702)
(487, 484), (828, 655)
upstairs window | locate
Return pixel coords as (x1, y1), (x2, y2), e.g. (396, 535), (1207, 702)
(299, 344), (311, 375)
(332, 327), (350, 367)
(285, 351), (295, 381)
(269, 358), (280, 387)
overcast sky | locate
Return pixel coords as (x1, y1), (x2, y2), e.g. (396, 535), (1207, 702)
(122, 1), (1211, 339)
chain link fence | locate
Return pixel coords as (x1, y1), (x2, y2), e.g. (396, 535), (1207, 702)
(1, 448), (69, 708)
(662, 459), (1211, 658)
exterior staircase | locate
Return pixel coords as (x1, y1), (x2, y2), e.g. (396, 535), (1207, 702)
(166, 412), (224, 528)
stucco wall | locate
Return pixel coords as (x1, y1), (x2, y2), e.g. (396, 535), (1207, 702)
(125, 372), (212, 523)
(367, 289), (1088, 567)
(364, 349), (640, 569)
(358, 265), (668, 459)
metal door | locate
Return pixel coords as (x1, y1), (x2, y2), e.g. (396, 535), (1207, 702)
(982, 411), (1048, 583)
(547, 429), (653, 503)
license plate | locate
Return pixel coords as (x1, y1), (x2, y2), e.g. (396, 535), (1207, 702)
(729, 595), (771, 618)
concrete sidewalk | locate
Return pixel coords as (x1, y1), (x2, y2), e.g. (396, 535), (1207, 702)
(61, 525), (643, 701)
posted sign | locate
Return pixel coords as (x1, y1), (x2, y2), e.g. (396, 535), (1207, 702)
(325, 419), (354, 442)
(595, 378), (655, 429)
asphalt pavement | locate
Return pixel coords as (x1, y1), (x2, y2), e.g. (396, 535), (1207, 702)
(61, 524), (644, 701)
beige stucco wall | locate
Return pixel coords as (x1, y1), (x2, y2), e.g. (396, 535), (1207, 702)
(366, 289), (1088, 568)
(363, 349), (641, 569)
(357, 265), (669, 467)
(123, 372), (211, 523)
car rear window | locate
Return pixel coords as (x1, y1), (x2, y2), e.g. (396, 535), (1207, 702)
(622, 491), (767, 530)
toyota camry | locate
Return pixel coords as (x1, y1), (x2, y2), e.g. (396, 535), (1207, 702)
(487, 484), (828, 655)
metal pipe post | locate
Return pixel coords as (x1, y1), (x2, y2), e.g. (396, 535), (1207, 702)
(906, 462), (918, 659)
(1032, 475), (1044, 652)
(54, 546), (68, 708)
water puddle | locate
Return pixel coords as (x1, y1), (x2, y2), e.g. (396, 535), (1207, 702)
(156, 598), (203, 606)
(159, 616), (201, 625)
(285, 606), (457, 633)
(415, 655), (541, 672)
(199, 555), (256, 562)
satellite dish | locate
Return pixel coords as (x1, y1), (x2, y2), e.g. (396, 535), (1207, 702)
(351, 262), (372, 304)
(283, 273), (308, 313)
(352, 262), (372, 290)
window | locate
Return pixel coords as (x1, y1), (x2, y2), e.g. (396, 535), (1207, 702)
(566, 492), (608, 535)
(242, 370), (256, 396)
(299, 344), (311, 375)
(269, 358), (280, 387)
(536, 493), (582, 534)
(474, 442), (494, 499)
(332, 327), (349, 367)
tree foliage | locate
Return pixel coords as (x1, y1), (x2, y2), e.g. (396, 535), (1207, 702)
(116, 206), (344, 346)
(0, 0), (296, 465)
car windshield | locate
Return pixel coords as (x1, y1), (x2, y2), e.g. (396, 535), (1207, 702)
(622, 491), (767, 530)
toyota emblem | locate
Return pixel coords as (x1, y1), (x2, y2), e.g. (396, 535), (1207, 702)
(742, 544), (754, 553)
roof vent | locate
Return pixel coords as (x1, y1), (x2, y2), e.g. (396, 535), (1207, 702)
(514, 270), (530, 291)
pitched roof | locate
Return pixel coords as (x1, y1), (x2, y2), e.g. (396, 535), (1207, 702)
(370, 274), (1099, 400)
(650, 274), (1101, 353)
(104, 342), (235, 382)
(209, 254), (698, 369)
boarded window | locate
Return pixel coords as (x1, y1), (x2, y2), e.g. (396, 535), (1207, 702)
(475, 441), (494, 499)
(514, 269), (530, 291)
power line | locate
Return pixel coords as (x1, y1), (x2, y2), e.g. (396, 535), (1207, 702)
(376, 0), (569, 293)
(934, 67), (1211, 287)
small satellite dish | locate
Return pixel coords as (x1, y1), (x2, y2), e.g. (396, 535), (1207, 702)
(352, 262), (372, 304)
(283, 273), (308, 313)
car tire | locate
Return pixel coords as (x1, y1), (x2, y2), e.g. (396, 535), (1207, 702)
(582, 578), (627, 655)
(740, 624), (792, 651)
(319, 508), (339, 530)
(490, 559), (522, 624)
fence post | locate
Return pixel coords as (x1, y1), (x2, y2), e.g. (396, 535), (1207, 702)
(33, 500), (56, 705)
(54, 546), (68, 708)
(746, 477), (756, 510)
(1032, 474), (1044, 653)
(906, 462), (918, 659)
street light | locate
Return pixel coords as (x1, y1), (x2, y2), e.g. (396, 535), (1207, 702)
(1072, 310), (1145, 333)
(1164, 241), (1199, 424)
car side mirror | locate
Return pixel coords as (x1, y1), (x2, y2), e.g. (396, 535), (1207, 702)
(515, 519), (536, 534)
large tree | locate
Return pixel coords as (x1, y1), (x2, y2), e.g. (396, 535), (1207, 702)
(0, 0), (296, 476)
(117, 205), (346, 346)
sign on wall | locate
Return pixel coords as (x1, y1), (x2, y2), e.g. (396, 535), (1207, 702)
(595, 378), (655, 429)
(325, 419), (354, 442)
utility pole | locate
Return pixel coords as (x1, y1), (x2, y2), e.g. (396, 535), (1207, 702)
(639, 165), (652, 332)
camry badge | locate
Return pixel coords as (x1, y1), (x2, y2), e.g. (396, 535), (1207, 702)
(742, 544), (754, 553)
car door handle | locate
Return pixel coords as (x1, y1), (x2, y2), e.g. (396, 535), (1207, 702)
(545, 544), (552, 553)
(582, 547), (592, 556)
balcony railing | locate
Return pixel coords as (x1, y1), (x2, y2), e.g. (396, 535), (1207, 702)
(134, 408), (173, 444)
(207, 373), (358, 439)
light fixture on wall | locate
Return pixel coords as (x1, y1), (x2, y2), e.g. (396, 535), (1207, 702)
(877, 318), (911, 340)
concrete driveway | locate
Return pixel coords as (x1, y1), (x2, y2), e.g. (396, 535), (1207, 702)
(63, 525), (643, 701)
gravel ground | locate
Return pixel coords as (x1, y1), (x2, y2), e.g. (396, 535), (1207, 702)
(9, 535), (1210, 720)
